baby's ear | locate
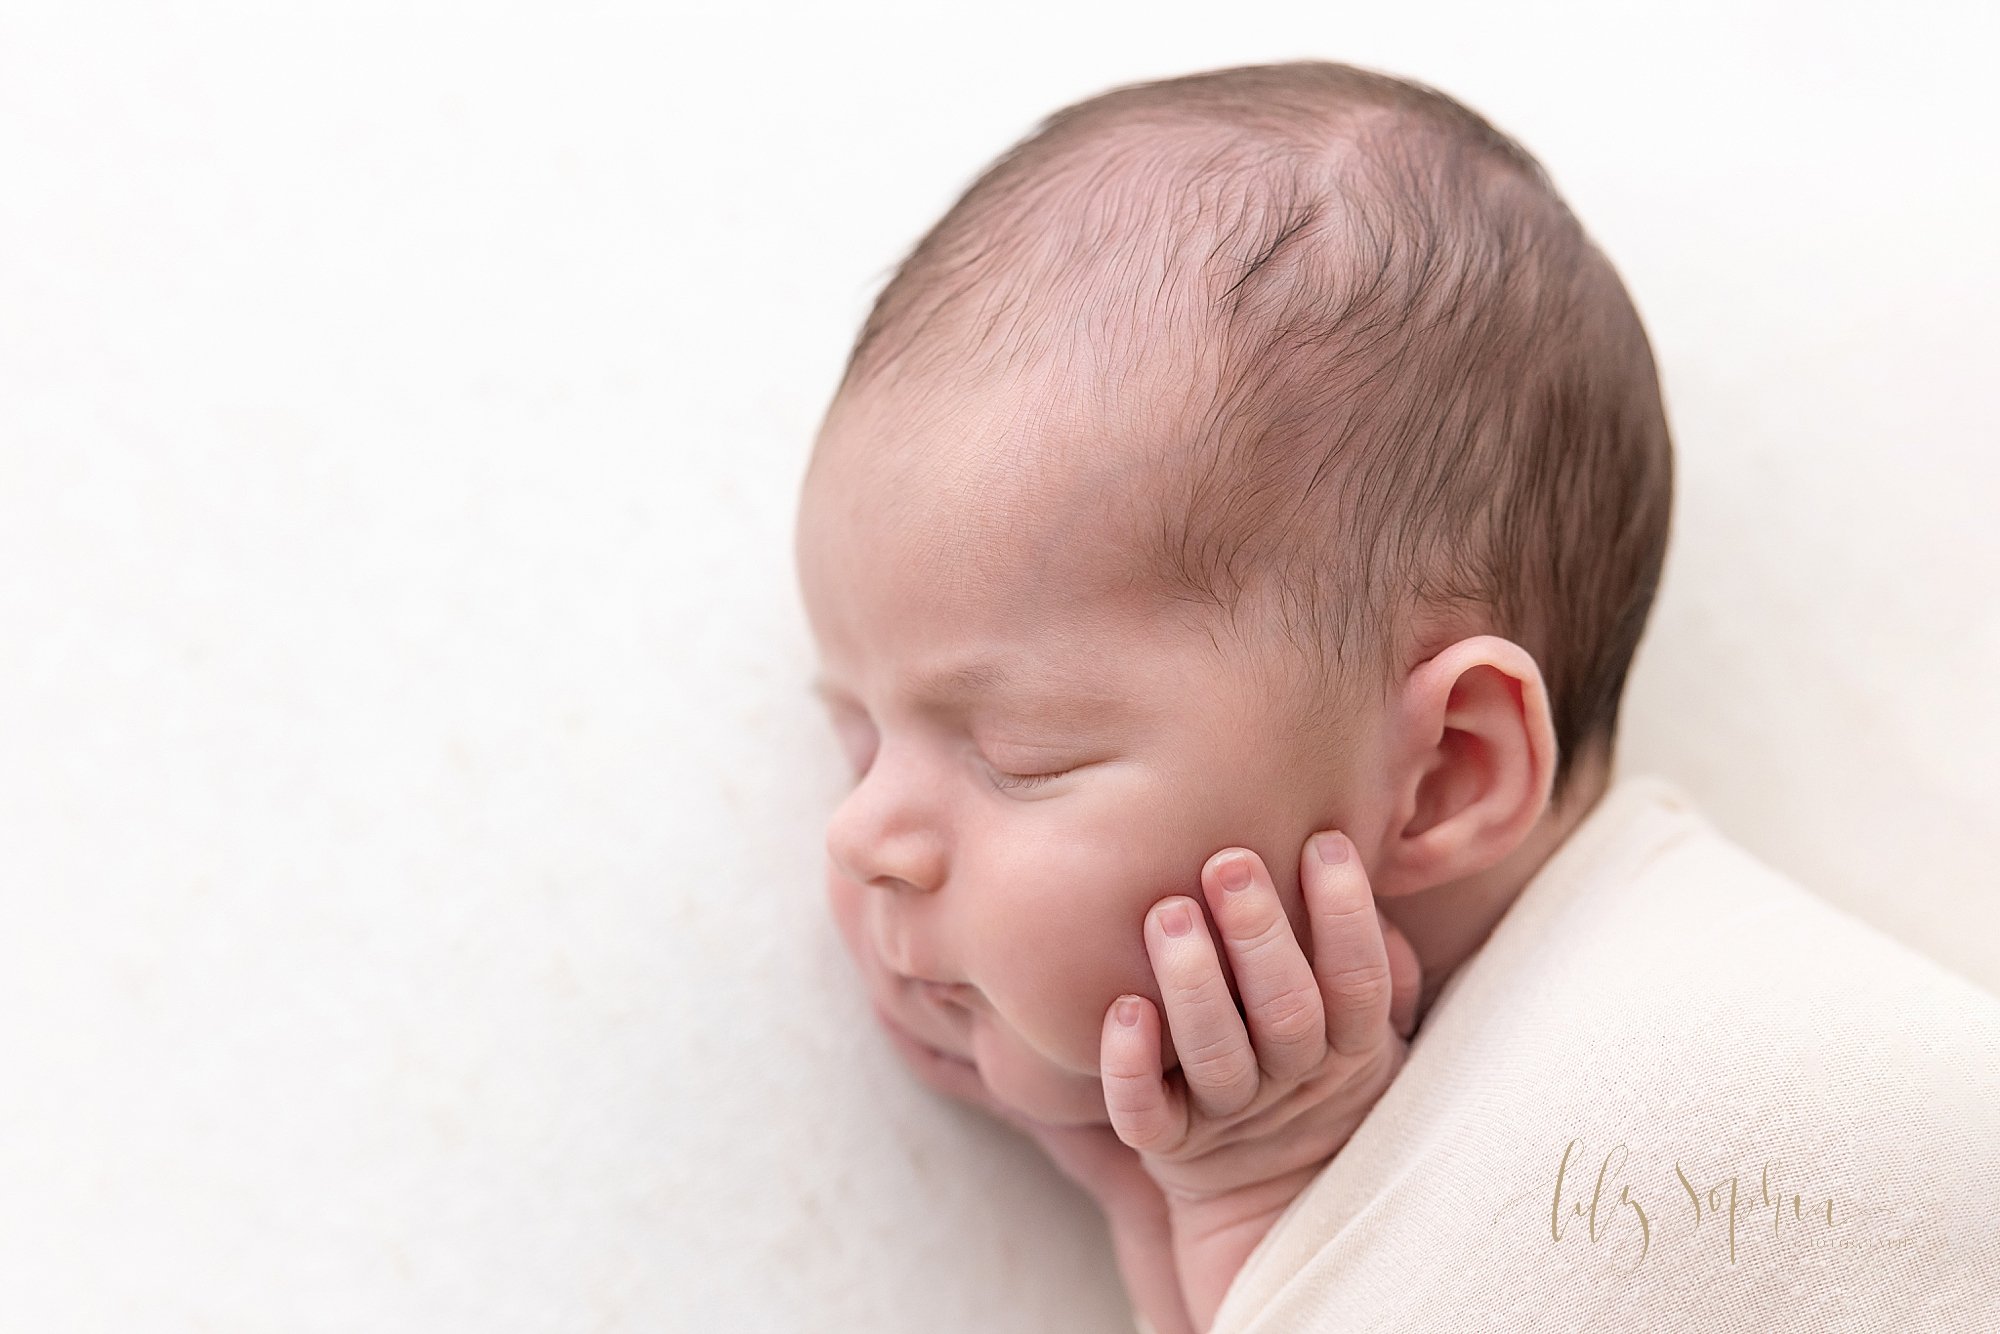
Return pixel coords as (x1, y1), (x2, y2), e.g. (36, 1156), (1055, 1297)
(1377, 635), (1557, 896)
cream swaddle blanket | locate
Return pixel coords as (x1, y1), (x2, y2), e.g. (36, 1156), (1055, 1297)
(1151, 772), (2000, 1333)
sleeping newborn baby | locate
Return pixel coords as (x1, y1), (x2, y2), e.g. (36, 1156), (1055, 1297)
(794, 60), (2000, 1334)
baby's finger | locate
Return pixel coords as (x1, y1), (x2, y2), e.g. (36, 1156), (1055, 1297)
(1200, 848), (1326, 1084)
(1380, 908), (1422, 1041)
(1302, 832), (1393, 1057)
(1098, 993), (1189, 1153)
(1147, 896), (1261, 1119)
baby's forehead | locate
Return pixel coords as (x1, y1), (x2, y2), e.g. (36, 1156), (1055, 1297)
(804, 371), (1345, 729)
(818, 357), (1191, 534)
(806, 406), (1183, 638)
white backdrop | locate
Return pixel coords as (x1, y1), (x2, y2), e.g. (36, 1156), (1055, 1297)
(2, 3), (1994, 1331)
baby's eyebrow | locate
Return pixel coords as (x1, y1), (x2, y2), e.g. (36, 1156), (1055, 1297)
(812, 660), (1134, 718)
(810, 659), (1025, 704)
(908, 659), (1018, 701)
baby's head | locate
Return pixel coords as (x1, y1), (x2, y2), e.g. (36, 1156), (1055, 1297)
(796, 61), (1672, 1126)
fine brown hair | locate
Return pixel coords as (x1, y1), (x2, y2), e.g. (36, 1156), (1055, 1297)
(831, 60), (1674, 808)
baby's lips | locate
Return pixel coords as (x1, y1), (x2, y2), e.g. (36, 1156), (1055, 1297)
(869, 998), (976, 1070)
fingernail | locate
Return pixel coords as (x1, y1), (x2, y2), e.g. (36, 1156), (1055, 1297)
(1115, 996), (1141, 1026)
(1314, 831), (1350, 865)
(1216, 852), (1254, 893)
(1158, 901), (1193, 937)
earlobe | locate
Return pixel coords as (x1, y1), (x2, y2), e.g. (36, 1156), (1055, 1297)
(1382, 635), (1557, 895)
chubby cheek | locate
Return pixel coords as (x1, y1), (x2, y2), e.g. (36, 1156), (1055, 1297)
(967, 834), (1198, 1075)
(822, 857), (1102, 1123)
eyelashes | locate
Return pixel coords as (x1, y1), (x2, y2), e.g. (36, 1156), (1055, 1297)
(986, 766), (1070, 794)
(819, 709), (1072, 796)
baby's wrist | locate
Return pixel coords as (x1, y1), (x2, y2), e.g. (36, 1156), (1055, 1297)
(1159, 1168), (1321, 1332)
(1105, 1197), (1197, 1334)
(1091, 1167), (1172, 1228)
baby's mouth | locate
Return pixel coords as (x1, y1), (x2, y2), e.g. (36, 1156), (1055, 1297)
(871, 999), (976, 1068)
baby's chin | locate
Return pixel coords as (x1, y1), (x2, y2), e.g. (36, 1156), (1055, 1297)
(974, 1025), (1119, 1126)
(874, 990), (1125, 1126)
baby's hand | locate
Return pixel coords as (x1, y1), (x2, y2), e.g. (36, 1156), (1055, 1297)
(1103, 832), (1421, 1332)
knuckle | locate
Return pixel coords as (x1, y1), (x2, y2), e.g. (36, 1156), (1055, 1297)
(1324, 960), (1392, 1009)
(1101, 1076), (1168, 1137)
(1101, 1065), (1155, 1104)
(1255, 987), (1323, 1042)
(1177, 1024), (1254, 1078)
(1230, 911), (1295, 962)
(1158, 939), (1218, 983)
(1176, 1024), (1246, 1069)
(1107, 1110), (1171, 1153)
(1313, 885), (1373, 926)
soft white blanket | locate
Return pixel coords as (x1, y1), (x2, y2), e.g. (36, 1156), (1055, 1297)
(1178, 773), (2000, 1333)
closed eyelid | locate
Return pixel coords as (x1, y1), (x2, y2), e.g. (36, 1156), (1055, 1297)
(987, 766), (1067, 794)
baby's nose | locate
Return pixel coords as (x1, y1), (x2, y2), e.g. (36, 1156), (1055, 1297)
(823, 789), (946, 896)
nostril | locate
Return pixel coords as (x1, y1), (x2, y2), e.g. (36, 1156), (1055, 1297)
(914, 979), (976, 1010)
